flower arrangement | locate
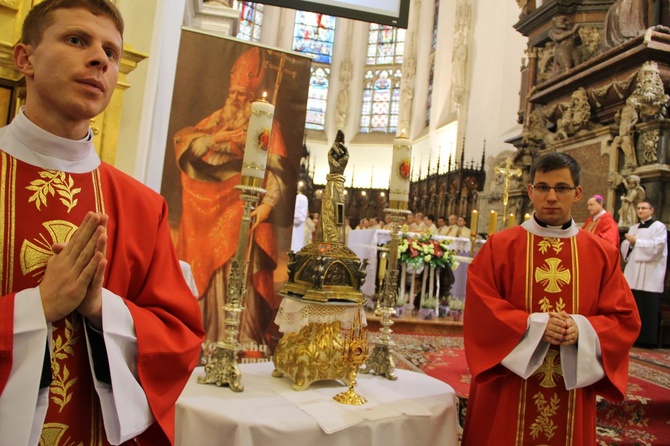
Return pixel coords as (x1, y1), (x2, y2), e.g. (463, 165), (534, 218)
(397, 233), (459, 271)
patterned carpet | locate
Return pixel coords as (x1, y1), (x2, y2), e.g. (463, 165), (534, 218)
(389, 333), (670, 445)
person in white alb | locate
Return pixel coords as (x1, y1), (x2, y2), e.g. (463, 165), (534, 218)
(621, 198), (668, 346)
(291, 190), (309, 252)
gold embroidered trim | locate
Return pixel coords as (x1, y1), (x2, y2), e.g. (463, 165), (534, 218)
(0, 152), (17, 294)
(41, 422), (84, 446)
(529, 392), (560, 441)
(532, 349), (563, 388)
(538, 237), (564, 255)
(50, 315), (81, 413)
(20, 221), (78, 279)
(26, 170), (81, 212)
(535, 258), (571, 293)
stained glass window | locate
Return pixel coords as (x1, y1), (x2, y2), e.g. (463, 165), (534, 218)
(305, 65), (330, 130)
(361, 23), (404, 134)
(233, 1), (263, 42)
(292, 11), (336, 64)
(359, 68), (402, 134)
(366, 24), (405, 66)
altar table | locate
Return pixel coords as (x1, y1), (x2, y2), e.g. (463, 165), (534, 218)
(175, 361), (458, 446)
(347, 229), (477, 299)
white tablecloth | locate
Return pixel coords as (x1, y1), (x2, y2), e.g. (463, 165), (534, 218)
(176, 362), (458, 446)
(347, 229), (474, 298)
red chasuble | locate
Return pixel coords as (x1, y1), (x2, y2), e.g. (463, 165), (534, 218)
(0, 152), (204, 445)
(463, 226), (639, 446)
(582, 211), (620, 248)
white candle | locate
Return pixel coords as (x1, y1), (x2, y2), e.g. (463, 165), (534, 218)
(389, 131), (412, 209)
(242, 94), (275, 187)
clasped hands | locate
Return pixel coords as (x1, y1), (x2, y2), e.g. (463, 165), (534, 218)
(542, 311), (579, 346)
(39, 212), (108, 329)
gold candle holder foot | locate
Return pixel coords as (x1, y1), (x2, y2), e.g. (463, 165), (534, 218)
(197, 341), (244, 392)
(361, 304), (397, 380)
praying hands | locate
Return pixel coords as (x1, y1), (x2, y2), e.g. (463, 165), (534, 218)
(543, 311), (579, 346)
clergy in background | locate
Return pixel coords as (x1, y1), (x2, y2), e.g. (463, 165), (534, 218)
(620, 198), (667, 346)
(463, 152), (640, 446)
(582, 194), (620, 247)
(291, 189), (309, 252)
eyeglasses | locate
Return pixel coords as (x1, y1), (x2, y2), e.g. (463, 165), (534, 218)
(531, 184), (577, 195)
(636, 207), (652, 210)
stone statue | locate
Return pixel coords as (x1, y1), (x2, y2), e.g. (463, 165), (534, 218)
(575, 27), (601, 64)
(618, 174), (646, 227)
(613, 97), (639, 169)
(549, 15), (580, 75)
(603, 0), (650, 49)
(522, 108), (556, 150)
(451, 0), (472, 104)
(536, 42), (556, 83)
(556, 87), (592, 139)
(629, 61), (669, 121)
(335, 88), (349, 130)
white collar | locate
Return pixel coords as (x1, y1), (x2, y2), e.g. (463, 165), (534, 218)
(592, 209), (607, 221)
(0, 107), (100, 173)
(521, 213), (580, 238)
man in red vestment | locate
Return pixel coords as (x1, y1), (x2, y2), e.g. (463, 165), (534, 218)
(173, 46), (291, 350)
(463, 152), (640, 446)
(0, 1), (204, 445)
(582, 194), (620, 247)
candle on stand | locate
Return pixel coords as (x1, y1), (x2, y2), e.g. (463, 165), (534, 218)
(507, 213), (516, 229)
(389, 130), (412, 209)
(241, 92), (275, 187)
(470, 210), (478, 236)
(488, 210), (498, 235)
(378, 252), (387, 281)
(524, 213), (531, 221)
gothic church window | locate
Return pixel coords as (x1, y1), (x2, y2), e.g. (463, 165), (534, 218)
(292, 11), (336, 130)
(360, 24), (405, 134)
(234, 1), (264, 41)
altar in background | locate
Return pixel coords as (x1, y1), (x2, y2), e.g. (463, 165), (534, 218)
(347, 229), (481, 305)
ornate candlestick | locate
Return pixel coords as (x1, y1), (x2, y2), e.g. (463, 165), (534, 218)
(361, 131), (412, 380)
(198, 95), (275, 392)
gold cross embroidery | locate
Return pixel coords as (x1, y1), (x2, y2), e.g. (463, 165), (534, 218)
(534, 258), (570, 293)
(532, 349), (563, 388)
(20, 220), (78, 277)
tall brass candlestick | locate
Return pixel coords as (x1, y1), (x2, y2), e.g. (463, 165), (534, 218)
(360, 207), (408, 381)
(362, 131), (412, 381)
(198, 96), (274, 392)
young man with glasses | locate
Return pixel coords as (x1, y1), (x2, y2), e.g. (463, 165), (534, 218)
(463, 151), (640, 446)
(621, 199), (668, 346)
